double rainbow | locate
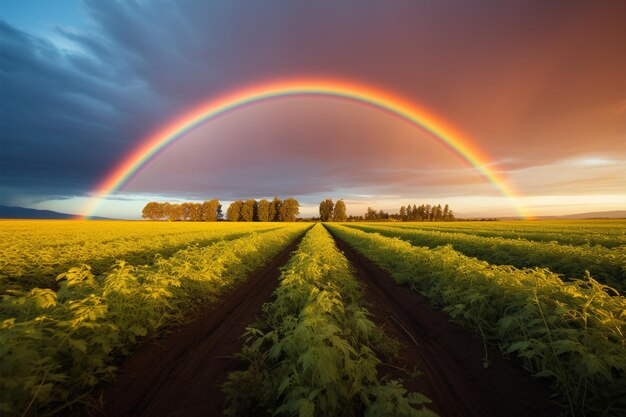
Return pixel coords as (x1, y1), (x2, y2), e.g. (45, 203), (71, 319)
(82, 79), (528, 218)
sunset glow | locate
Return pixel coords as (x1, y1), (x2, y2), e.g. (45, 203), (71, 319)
(82, 79), (528, 218)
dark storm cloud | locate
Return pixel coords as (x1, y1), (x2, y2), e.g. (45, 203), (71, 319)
(0, 19), (168, 203)
(1, 0), (624, 207)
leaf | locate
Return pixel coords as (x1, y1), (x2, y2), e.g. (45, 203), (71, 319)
(535, 369), (556, 378)
(69, 339), (88, 353)
(129, 325), (148, 337)
(506, 340), (531, 353)
(407, 392), (432, 405)
(298, 399), (315, 417)
(550, 339), (581, 355)
(277, 376), (291, 395)
(1, 318), (15, 329)
(582, 353), (607, 376)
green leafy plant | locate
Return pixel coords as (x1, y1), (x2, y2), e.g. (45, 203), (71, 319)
(0, 224), (309, 416)
(224, 224), (437, 417)
(327, 224), (626, 417)
(348, 223), (626, 292)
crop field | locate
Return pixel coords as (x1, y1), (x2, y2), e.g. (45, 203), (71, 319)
(1, 219), (625, 417)
(345, 221), (626, 292)
(1, 221), (310, 416)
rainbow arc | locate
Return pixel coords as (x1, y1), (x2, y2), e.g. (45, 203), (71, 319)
(82, 79), (528, 218)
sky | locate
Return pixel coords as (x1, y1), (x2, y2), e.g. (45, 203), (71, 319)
(1, 0), (624, 219)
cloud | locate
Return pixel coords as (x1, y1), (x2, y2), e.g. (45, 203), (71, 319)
(0, 19), (167, 204)
(1, 0), (624, 215)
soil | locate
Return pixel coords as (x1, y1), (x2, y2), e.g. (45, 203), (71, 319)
(92, 235), (304, 417)
(328, 227), (559, 417)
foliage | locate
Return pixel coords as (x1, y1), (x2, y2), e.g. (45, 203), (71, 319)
(392, 219), (626, 249)
(269, 197), (282, 222)
(0, 221), (282, 292)
(224, 224), (436, 417)
(327, 224), (626, 417)
(349, 223), (626, 292)
(362, 203), (455, 221)
(397, 203), (454, 221)
(226, 200), (243, 221)
(141, 200), (222, 221)
(333, 199), (347, 222)
(201, 199), (221, 221)
(319, 198), (334, 222)
(256, 199), (270, 222)
(0, 223), (309, 416)
(241, 199), (256, 222)
(224, 197), (300, 222)
(278, 197), (300, 222)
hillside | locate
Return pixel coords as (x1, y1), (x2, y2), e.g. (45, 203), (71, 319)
(0, 205), (113, 220)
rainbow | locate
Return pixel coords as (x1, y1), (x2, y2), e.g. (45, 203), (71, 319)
(82, 79), (528, 218)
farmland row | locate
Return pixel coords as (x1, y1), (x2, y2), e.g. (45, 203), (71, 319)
(326, 224), (626, 417)
(0, 224), (309, 416)
(386, 221), (626, 249)
(347, 224), (625, 292)
(389, 219), (626, 235)
(225, 224), (436, 417)
(0, 221), (283, 291)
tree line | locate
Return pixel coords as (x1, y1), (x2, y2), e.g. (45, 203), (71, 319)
(142, 200), (222, 221)
(226, 197), (300, 222)
(318, 198), (347, 222)
(363, 203), (455, 221)
(142, 198), (453, 222)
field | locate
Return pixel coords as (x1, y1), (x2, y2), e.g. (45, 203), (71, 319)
(1, 220), (625, 417)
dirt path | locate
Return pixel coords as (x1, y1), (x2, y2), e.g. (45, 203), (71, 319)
(95, 236), (304, 417)
(329, 229), (558, 417)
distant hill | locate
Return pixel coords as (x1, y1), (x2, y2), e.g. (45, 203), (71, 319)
(556, 210), (626, 219)
(0, 205), (114, 220)
(498, 210), (626, 220)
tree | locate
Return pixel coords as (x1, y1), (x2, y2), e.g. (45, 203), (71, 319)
(434, 204), (443, 221)
(269, 197), (282, 222)
(333, 199), (347, 222)
(257, 199), (270, 222)
(161, 203), (171, 221)
(442, 204), (449, 221)
(424, 204), (432, 221)
(164, 203), (183, 221)
(416, 205), (424, 221)
(226, 200), (243, 221)
(188, 203), (203, 221)
(241, 199), (256, 222)
(180, 202), (194, 221)
(201, 199), (220, 221)
(319, 198), (334, 222)
(142, 202), (163, 220)
(399, 205), (406, 222)
(216, 203), (223, 221)
(279, 198), (300, 222)
(364, 207), (377, 221)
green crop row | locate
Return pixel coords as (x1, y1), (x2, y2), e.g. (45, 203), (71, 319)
(384, 220), (626, 235)
(387, 222), (626, 249)
(224, 224), (436, 417)
(0, 224), (309, 417)
(0, 221), (283, 292)
(326, 224), (626, 417)
(348, 224), (626, 293)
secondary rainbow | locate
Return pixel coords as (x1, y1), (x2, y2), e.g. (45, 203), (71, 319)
(82, 79), (528, 218)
